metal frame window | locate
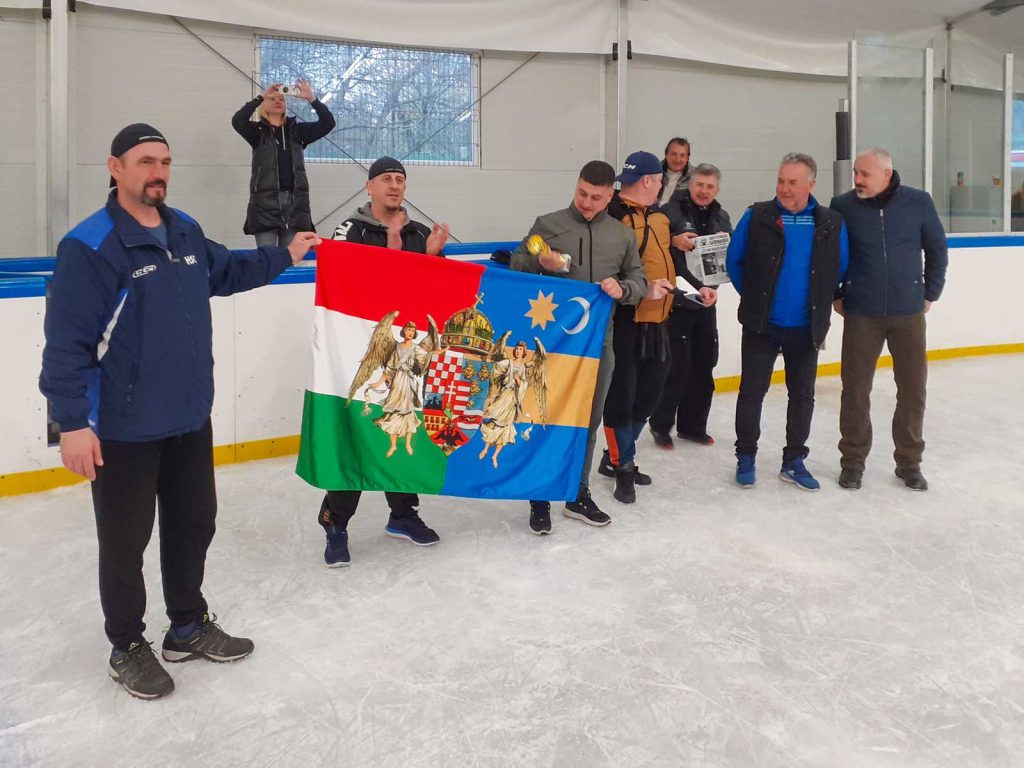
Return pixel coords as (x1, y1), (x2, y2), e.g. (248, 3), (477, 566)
(257, 35), (479, 166)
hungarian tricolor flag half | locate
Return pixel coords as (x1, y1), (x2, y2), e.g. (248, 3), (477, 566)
(295, 239), (613, 501)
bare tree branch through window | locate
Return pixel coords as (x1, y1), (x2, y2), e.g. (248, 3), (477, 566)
(259, 36), (478, 165)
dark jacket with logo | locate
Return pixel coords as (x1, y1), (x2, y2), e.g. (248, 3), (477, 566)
(232, 96), (336, 234)
(663, 190), (733, 311)
(40, 193), (292, 442)
(331, 203), (440, 255)
(830, 172), (947, 316)
(727, 197), (847, 348)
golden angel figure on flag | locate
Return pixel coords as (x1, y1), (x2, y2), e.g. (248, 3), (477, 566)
(477, 332), (548, 468)
(347, 311), (440, 458)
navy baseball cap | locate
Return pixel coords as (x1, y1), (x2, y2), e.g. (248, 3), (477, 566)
(109, 123), (168, 188)
(616, 151), (661, 184)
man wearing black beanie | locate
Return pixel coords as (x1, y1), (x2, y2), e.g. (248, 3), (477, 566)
(316, 157), (450, 568)
(40, 123), (320, 699)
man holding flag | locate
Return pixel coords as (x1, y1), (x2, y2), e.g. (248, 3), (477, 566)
(511, 160), (652, 534)
(316, 156), (450, 567)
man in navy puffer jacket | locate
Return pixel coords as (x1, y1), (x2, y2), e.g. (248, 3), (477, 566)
(830, 148), (947, 492)
(39, 124), (320, 699)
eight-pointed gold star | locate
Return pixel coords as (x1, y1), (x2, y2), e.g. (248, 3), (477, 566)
(525, 290), (559, 330)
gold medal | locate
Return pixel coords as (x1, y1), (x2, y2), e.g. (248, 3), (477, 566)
(526, 234), (550, 257)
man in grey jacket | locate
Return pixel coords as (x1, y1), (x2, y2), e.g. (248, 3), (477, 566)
(511, 160), (648, 534)
(830, 148), (948, 491)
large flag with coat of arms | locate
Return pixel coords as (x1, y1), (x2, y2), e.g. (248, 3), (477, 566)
(296, 239), (613, 501)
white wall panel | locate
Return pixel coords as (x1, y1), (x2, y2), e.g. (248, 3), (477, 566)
(210, 295), (237, 448)
(0, 297), (50, 474)
(232, 281), (315, 443)
(0, 10), (40, 257)
(72, 7), (256, 244)
(627, 56), (845, 221)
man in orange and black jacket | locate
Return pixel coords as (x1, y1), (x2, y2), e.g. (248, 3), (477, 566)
(600, 151), (675, 504)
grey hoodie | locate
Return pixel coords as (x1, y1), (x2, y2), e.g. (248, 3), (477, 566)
(510, 203), (646, 306)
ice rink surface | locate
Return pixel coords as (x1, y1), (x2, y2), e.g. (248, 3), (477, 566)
(2, 355), (1023, 768)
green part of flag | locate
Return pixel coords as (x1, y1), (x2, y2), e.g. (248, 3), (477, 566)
(296, 390), (447, 494)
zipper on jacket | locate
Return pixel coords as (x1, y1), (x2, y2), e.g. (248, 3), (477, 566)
(880, 209), (888, 316)
(766, 244), (784, 331)
(587, 221), (594, 283)
(165, 244), (200, 397)
(280, 124), (289, 230)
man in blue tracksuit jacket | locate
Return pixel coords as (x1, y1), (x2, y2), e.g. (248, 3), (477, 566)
(726, 153), (849, 491)
(39, 124), (319, 700)
(830, 148), (947, 492)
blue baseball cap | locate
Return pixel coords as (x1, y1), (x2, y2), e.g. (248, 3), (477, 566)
(616, 151), (662, 184)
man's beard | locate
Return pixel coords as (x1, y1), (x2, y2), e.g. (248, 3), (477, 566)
(141, 183), (166, 207)
(855, 188), (868, 199)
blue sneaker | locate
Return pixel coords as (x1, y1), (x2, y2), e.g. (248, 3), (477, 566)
(736, 454), (756, 487)
(780, 457), (821, 491)
(324, 526), (351, 568)
(385, 513), (440, 546)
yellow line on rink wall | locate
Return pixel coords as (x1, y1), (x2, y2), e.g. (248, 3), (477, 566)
(715, 342), (1024, 392)
(2, 435), (303, 499)
(3, 343), (1022, 498)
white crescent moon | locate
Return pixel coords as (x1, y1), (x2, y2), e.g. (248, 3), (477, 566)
(563, 296), (591, 335)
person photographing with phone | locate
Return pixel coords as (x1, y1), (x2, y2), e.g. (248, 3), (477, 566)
(232, 79), (336, 247)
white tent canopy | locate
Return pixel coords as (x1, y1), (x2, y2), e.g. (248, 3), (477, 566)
(80, 0), (619, 55)
(52, 0), (1020, 76)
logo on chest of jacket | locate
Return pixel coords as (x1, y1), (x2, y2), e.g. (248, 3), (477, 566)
(333, 221), (353, 240)
(184, 255), (197, 266)
(132, 264), (157, 279)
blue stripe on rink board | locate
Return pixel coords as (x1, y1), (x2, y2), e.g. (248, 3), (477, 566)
(0, 277), (48, 298)
(946, 235), (1024, 248)
(440, 422), (587, 501)
(441, 241), (519, 256)
(0, 258), (57, 272)
(5, 235), (1024, 299)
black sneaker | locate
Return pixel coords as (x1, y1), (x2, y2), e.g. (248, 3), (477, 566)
(650, 428), (674, 449)
(598, 450), (652, 485)
(839, 468), (863, 490)
(162, 613), (254, 663)
(109, 641), (175, 700)
(677, 431), (714, 446)
(386, 512), (440, 545)
(896, 467), (928, 491)
(324, 525), (351, 567)
(563, 488), (611, 527)
(613, 463), (637, 504)
(529, 501), (552, 535)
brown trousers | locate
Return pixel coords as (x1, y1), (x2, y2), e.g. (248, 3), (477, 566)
(839, 312), (927, 472)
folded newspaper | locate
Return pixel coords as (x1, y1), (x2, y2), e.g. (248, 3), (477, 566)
(685, 232), (732, 286)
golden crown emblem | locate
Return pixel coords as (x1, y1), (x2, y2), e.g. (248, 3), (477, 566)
(441, 294), (494, 355)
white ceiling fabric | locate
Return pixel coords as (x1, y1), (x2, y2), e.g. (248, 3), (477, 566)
(80, 0), (620, 54)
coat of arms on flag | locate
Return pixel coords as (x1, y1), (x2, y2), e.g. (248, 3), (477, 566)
(348, 296), (550, 467)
